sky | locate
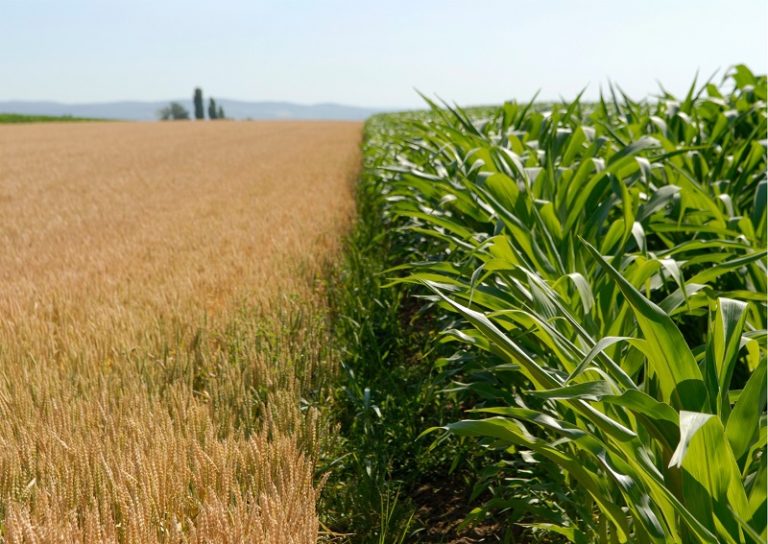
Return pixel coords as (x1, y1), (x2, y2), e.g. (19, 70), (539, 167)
(2, 0), (767, 108)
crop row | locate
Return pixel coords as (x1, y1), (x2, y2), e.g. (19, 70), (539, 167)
(365, 65), (766, 542)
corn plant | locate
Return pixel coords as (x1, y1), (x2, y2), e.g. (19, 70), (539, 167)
(377, 66), (767, 542)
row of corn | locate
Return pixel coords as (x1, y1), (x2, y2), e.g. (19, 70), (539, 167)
(369, 65), (766, 542)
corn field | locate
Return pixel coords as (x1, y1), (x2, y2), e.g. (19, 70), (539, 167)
(368, 65), (766, 542)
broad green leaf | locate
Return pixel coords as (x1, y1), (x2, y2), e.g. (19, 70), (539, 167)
(601, 390), (679, 455)
(528, 381), (615, 401)
(583, 241), (706, 411)
(675, 413), (751, 542)
(704, 298), (749, 416)
(669, 411), (714, 469)
(725, 358), (767, 464)
(445, 417), (632, 541)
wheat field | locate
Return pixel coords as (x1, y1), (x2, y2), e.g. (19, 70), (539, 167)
(0, 121), (361, 542)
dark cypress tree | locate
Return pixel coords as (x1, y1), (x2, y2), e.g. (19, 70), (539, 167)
(193, 88), (204, 120)
(208, 98), (217, 120)
(217, 105), (225, 120)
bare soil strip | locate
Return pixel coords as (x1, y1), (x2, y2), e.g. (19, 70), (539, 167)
(0, 121), (361, 543)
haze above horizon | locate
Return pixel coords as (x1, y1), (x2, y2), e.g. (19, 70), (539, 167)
(3, 0), (766, 109)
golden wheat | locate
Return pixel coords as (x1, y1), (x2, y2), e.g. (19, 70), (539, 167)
(0, 120), (361, 543)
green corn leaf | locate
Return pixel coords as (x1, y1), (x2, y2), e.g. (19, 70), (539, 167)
(669, 411), (714, 469)
(725, 358), (767, 465)
(601, 390), (679, 455)
(704, 298), (750, 416)
(527, 381), (616, 401)
(424, 282), (561, 391)
(672, 412), (751, 542)
(583, 240), (706, 411)
(445, 417), (632, 542)
(688, 251), (767, 285)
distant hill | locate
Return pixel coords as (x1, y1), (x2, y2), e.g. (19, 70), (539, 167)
(0, 99), (382, 121)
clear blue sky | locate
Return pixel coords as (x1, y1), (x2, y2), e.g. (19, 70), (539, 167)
(3, 0), (766, 108)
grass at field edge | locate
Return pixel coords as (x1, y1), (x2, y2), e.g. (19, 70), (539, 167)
(318, 114), (507, 543)
(0, 113), (105, 123)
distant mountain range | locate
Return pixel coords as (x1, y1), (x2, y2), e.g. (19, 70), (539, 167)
(0, 99), (383, 121)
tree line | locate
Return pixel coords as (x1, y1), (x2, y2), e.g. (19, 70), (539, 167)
(158, 87), (227, 121)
